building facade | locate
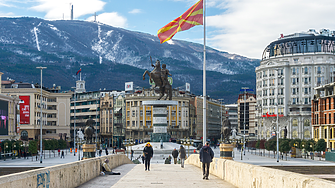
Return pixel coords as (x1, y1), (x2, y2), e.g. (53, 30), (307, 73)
(2, 80), (71, 141)
(71, 90), (125, 147)
(238, 93), (257, 137)
(256, 29), (335, 140)
(0, 72), (20, 140)
(124, 88), (195, 142)
(312, 82), (335, 150)
(226, 104), (238, 131)
(194, 97), (226, 141)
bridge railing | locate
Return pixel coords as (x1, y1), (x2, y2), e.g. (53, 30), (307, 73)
(0, 154), (132, 188)
(185, 154), (335, 188)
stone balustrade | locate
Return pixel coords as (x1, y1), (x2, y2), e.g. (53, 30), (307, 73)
(185, 154), (335, 188)
(0, 154), (132, 188)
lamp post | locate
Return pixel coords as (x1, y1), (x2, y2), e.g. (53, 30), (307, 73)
(12, 143), (16, 159)
(275, 69), (282, 163)
(95, 94), (101, 149)
(36, 66), (46, 163)
(71, 87), (77, 156)
(4, 143), (8, 161)
(184, 137), (193, 158)
(241, 87), (249, 156)
(310, 143), (314, 160)
(123, 138), (134, 159)
(218, 99), (224, 142)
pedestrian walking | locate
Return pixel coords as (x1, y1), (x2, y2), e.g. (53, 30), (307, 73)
(179, 145), (186, 168)
(131, 149), (134, 160)
(99, 149), (102, 156)
(58, 149), (60, 156)
(105, 148), (109, 155)
(172, 148), (179, 164)
(143, 142), (153, 171)
(61, 150), (65, 158)
(199, 142), (214, 180)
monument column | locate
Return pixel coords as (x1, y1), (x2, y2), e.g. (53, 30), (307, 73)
(143, 100), (177, 142)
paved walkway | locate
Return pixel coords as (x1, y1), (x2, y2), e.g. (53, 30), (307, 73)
(78, 164), (236, 188)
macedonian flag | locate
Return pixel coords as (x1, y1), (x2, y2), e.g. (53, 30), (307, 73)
(157, 0), (203, 44)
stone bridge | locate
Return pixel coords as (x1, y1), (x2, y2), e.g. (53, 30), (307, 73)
(0, 154), (335, 188)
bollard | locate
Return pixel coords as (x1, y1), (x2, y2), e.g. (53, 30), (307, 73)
(220, 143), (234, 160)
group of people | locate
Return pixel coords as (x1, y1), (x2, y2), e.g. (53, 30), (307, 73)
(141, 142), (214, 180)
(171, 145), (186, 167)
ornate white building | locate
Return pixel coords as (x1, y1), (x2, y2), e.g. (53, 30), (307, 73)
(256, 29), (335, 140)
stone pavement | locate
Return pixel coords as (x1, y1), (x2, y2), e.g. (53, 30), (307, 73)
(78, 163), (236, 188)
(77, 164), (137, 188)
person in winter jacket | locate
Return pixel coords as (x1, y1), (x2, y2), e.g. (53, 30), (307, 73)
(143, 142), (153, 171)
(199, 142), (214, 180)
(179, 145), (187, 168)
(172, 148), (179, 164)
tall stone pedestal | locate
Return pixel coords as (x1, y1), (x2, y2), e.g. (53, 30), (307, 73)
(143, 100), (177, 142)
(220, 143), (234, 160)
(82, 144), (96, 159)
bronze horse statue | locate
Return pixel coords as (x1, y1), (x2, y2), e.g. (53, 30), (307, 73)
(142, 60), (172, 100)
(222, 119), (232, 143)
(84, 119), (95, 144)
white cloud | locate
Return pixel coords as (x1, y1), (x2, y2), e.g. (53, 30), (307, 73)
(206, 0), (335, 59)
(30, 0), (106, 20)
(0, 12), (15, 17)
(87, 12), (127, 28)
(128, 9), (141, 14)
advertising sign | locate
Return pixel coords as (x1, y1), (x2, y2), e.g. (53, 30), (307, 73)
(0, 100), (8, 135)
(19, 96), (30, 124)
(186, 83), (190, 92)
(125, 82), (133, 91)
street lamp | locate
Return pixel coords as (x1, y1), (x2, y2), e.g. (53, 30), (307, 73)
(183, 137), (194, 158)
(36, 66), (47, 163)
(241, 87), (249, 156)
(12, 143), (16, 159)
(123, 138), (134, 159)
(71, 86), (77, 156)
(218, 99), (224, 142)
(275, 69), (282, 163)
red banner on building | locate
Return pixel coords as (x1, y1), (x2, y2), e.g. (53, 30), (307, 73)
(19, 96), (30, 124)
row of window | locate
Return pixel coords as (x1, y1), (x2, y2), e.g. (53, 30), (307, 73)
(260, 97), (311, 106)
(257, 66), (329, 79)
(127, 120), (188, 127)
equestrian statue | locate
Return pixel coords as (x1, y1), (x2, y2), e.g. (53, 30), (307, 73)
(142, 57), (172, 100)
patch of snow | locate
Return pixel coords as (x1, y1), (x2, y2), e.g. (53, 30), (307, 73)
(33, 27), (41, 51)
(48, 24), (59, 31)
(106, 30), (113, 36)
(166, 39), (174, 45)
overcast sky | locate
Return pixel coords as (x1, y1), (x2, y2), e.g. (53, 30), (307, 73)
(1, 0), (335, 59)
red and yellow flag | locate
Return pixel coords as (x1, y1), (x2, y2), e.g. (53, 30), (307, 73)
(157, 0), (203, 44)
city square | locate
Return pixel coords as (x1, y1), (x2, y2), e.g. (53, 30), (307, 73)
(1, 0), (335, 187)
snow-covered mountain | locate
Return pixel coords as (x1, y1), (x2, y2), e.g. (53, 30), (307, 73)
(0, 17), (259, 103)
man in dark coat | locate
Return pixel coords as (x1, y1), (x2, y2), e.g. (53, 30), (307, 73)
(179, 145), (186, 168)
(172, 148), (179, 164)
(199, 142), (214, 180)
(143, 142), (153, 171)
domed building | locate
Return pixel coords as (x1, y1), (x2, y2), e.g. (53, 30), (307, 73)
(255, 29), (335, 140)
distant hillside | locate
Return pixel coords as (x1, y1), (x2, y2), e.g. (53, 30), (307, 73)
(0, 17), (259, 103)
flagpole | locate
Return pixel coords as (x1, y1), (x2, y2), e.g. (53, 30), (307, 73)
(80, 68), (82, 81)
(202, 0), (207, 146)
